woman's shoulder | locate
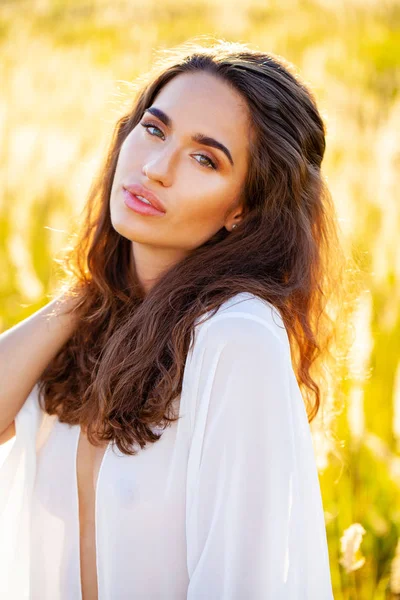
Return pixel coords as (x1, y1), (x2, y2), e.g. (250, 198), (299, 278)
(193, 292), (290, 353)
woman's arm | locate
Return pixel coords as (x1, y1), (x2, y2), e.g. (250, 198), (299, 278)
(185, 313), (334, 599)
(0, 293), (79, 438)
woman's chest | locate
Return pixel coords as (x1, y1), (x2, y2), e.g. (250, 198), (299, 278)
(76, 430), (108, 600)
(31, 408), (191, 599)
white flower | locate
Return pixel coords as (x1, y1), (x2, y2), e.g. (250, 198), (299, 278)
(339, 523), (366, 573)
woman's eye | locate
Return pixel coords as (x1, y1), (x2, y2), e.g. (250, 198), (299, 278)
(140, 122), (164, 139)
(140, 122), (217, 171)
(194, 154), (217, 170)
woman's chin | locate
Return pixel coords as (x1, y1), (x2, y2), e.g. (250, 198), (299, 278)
(110, 218), (158, 246)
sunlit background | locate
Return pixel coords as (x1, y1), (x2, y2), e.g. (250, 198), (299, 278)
(1, 0), (399, 597)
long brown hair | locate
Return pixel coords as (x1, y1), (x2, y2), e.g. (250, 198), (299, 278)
(40, 39), (355, 455)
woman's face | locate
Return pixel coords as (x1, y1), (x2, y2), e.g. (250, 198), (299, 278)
(109, 71), (251, 255)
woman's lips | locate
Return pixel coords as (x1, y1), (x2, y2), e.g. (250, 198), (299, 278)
(123, 189), (167, 216)
(123, 183), (166, 213)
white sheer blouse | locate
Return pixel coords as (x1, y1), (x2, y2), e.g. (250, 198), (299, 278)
(0, 292), (334, 599)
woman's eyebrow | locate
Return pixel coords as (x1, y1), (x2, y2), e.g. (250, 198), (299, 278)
(144, 106), (234, 167)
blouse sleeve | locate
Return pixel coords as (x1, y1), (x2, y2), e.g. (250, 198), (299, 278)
(185, 314), (334, 599)
(0, 382), (45, 598)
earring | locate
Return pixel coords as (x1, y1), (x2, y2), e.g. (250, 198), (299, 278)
(231, 223), (238, 230)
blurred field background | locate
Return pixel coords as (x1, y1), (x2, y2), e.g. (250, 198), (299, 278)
(1, 0), (399, 597)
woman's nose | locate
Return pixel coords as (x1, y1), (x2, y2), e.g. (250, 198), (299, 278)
(142, 148), (176, 187)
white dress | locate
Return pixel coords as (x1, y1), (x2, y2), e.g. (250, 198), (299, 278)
(0, 292), (334, 599)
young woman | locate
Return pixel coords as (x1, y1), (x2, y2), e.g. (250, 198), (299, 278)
(0, 39), (347, 599)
